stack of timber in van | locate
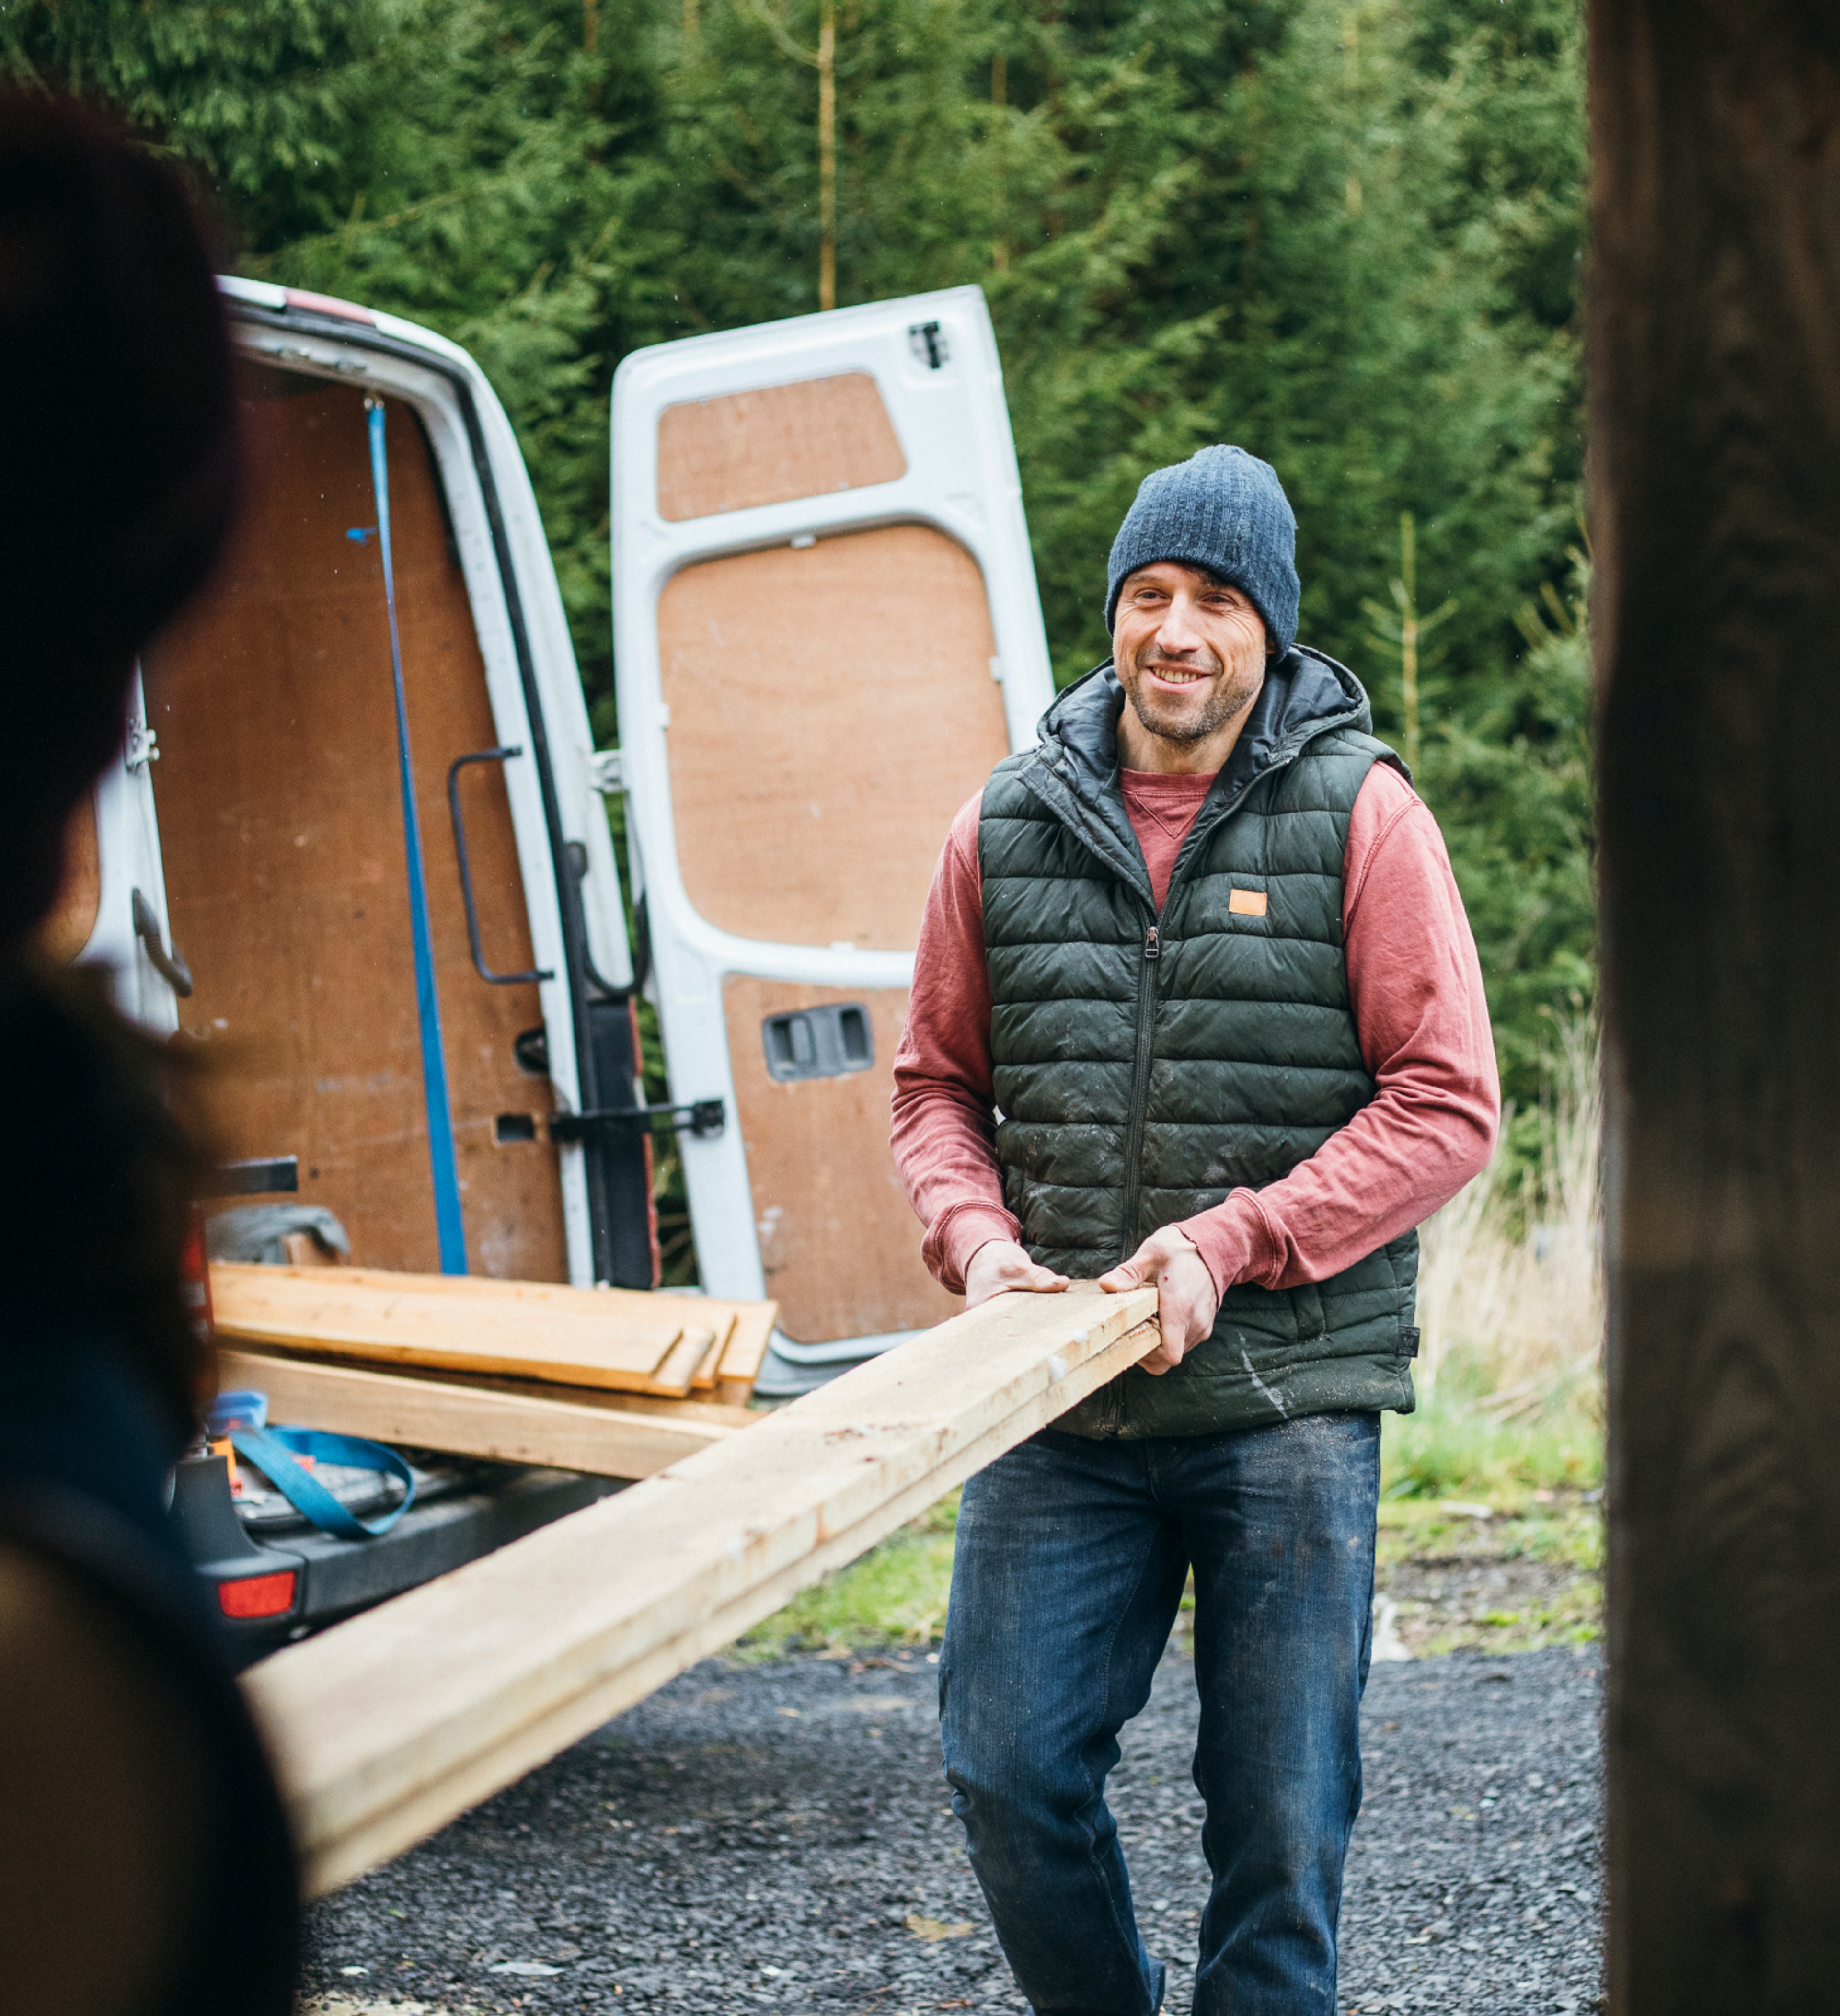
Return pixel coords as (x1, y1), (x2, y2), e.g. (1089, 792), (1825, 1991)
(210, 1262), (776, 1483)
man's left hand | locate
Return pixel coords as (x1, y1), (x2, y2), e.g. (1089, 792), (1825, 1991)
(1099, 1229), (1219, 1376)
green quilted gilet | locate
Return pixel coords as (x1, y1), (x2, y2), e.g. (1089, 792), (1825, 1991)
(979, 649), (1419, 1439)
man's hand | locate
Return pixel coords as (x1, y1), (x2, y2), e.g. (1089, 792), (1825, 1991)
(963, 1240), (1070, 1310)
(1100, 1228), (1219, 1375)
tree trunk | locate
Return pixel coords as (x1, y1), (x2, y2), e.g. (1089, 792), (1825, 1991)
(1590, 3), (1840, 2007)
(817, 0), (836, 312)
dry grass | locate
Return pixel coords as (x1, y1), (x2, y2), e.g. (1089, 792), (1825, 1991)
(1384, 1018), (1605, 1501)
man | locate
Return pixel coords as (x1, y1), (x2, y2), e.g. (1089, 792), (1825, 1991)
(891, 445), (1498, 2015)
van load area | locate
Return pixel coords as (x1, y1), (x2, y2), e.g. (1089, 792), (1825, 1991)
(147, 366), (598, 1283)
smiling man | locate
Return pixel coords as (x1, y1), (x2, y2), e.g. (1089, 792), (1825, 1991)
(892, 446), (1499, 2015)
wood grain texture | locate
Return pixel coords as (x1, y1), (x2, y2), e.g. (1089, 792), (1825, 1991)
(143, 373), (568, 1281)
(656, 373), (905, 521)
(724, 978), (957, 1342)
(1590, 4), (1840, 2004)
(714, 1299), (777, 1405)
(209, 1263), (691, 1393)
(242, 1283), (1159, 1895)
(218, 1349), (735, 1479)
(283, 1264), (776, 1400)
(656, 524), (1011, 950)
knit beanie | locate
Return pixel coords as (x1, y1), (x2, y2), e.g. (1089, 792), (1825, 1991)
(1104, 445), (1300, 655)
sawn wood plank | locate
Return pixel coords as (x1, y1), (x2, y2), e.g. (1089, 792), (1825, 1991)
(217, 1350), (738, 1479)
(209, 1263), (689, 1394)
(242, 1283), (1158, 1896)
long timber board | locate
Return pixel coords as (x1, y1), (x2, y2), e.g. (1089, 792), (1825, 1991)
(242, 1283), (1159, 1896)
(209, 1263), (719, 1397)
(217, 1350), (745, 1480)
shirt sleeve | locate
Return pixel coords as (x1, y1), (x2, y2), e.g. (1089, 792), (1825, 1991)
(1175, 762), (1501, 1295)
(890, 792), (1020, 1294)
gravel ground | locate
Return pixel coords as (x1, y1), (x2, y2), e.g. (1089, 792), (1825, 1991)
(300, 1641), (1602, 2016)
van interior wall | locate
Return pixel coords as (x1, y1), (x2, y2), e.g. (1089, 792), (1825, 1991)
(144, 368), (570, 1282)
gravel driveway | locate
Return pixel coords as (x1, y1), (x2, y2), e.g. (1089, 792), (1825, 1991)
(301, 1641), (1601, 2016)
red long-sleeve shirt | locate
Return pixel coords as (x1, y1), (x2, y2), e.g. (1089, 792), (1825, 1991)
(891, 760), (1500, 1297)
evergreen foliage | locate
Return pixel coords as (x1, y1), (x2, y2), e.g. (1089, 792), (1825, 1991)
(3, 0), (1591, 1112)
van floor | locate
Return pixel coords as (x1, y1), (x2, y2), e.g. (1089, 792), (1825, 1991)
(297, 1644), (1603, 2015)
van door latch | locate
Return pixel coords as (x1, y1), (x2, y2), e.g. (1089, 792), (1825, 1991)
(549, 1098), (725, 1143)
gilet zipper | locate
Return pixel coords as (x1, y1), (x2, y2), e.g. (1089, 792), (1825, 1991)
(1118, 922), (1161, 1256)
(1110, 744), (1313, 1262)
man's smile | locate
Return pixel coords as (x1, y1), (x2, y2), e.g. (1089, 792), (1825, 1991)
(1141, 657), (1214, 688)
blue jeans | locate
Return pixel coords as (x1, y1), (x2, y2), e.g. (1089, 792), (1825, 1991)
(938, 1412), (1380, 2016)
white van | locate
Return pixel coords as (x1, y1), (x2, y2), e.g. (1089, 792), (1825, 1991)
(49, 281), (1052, 1636)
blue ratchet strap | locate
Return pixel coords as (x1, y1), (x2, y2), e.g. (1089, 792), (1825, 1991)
(228, 1426), (416, 1540)
(366, 397), (469, 1274)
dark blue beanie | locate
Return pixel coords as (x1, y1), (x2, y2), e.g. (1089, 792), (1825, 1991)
(1104, 445), (1300, 655)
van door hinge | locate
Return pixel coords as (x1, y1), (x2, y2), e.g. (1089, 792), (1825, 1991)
(125, 722), (160, 771)
(587, 749), (625, 794)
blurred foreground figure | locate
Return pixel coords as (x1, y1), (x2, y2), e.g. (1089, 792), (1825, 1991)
(0, 92), (297, 2014)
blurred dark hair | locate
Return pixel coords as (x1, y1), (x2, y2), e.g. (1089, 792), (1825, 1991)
(0, 92), (239, 946)
(0, 958), (208, 1433)
(0, 94), (238, 1429)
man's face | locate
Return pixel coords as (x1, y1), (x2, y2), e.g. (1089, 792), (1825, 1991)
(1112, 561), (1269, 747)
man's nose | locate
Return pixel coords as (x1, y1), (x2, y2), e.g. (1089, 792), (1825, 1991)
(1153, 594), (1207, 654)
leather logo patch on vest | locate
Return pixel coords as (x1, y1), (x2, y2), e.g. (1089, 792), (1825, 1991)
(1228, 886), (1269, 917)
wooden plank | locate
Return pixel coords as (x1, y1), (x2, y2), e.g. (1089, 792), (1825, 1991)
(416, 1371), (756, 1432)
(714, 1299), (776, 1406)
(1591, 1), (1840, 2000)
(210, 1263), (685, 1393)
(243, 1283), (1160, 1895)
(656, 373), (906, 522)
(218, 1350), (736, 1480)
(229, 1349), (756, 1431)
(303, 1265), (771, 1394)
(640, 1326), (720, 1400)
(686, 1310), (736, 1391)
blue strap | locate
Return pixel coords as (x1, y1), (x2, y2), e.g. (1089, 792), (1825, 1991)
(229, 1426), (416, 1540)
(366, 398), (469, 1275)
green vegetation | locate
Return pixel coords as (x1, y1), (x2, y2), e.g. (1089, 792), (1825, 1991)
(1380, 1384), (1600, 1505)
(4, 0), (1593, 1119)
(735, 1404), (1602, 1658)
(736, 1488), (961, 1656)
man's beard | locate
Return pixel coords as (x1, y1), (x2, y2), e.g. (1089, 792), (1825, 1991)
(1120, 651), (1264, 745)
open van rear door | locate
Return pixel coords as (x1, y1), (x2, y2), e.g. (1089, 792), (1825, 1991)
(611, 287), (1054, 1368)
(132, 281), (654, 1288)
(41, 671), (188, 1035)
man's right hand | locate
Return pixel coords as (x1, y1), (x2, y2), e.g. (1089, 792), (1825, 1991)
(963, 1240), (1070, 1310)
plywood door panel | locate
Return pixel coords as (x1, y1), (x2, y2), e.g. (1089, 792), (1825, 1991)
(145, 373), (567, 1279)
(723, 977), (958, 1342)
(656, 373), (906, 522)
(657, 525), (1012, 950)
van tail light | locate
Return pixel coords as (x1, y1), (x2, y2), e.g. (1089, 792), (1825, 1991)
(217, 1569), (297, 1620)
(182, 1203), (214, 1346)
